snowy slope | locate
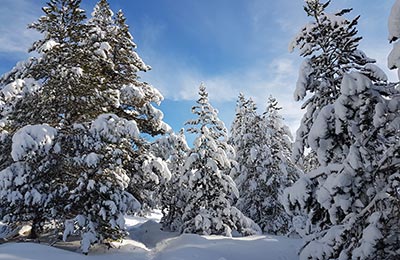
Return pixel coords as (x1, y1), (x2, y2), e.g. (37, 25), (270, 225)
(0, 214), (302, 260)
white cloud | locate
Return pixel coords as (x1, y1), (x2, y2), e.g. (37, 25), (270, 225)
(140, 50), (304, 134)
(0, 0), (41, 55)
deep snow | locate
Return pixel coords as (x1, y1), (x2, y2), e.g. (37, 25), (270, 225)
(0, 212), (302, 260)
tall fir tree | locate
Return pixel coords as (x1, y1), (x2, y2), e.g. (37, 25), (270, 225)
(151, 129), (190, 231)
(180, 84), (260, 236)
(228, 93), (252, 148)
(228, 94), (258, 181)
(283, 1), (400, 259)
(233, 95), (300, 234)
(0, 0), (89, 241)
(260, 96), (300, 234)
(0, 0), (170, 253)
(290, 0), (383, 166)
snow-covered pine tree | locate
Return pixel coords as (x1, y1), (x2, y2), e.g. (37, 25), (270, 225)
(283, 1), (400, 258)
(263, 97), (299, 185)
(234, 113), (270, 230)
(290, 0), (378, 166)
(376, 1), (400, 257)
(151, 129), (190, 231)
(260, 96), (300, 234)
(283, 0), (383, 233)
(285, 70), (398, 260)
(0, 0), (170, 253)
(0, 0), (89, 240)
(229, 95), (264, 219)
(228, 93), (250, 148)
(233, 96), (300, 235)
(228, 94), (257, 182)
(181, 84), (260, 236)
(85, 0), (171, 217)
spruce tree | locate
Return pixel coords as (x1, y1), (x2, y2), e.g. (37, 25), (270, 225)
(0, 0), (170, 253)
(290, 0), (381, 166)
(260, 96), (300, 234)
(233, 96), (300, 234)
(151, 130), (190, 231)
(283, 1), (400, 258)
(285, 71), (398, 260)
(181, 84), (260, 236)
(228, 94), (258, 182)
(0, 0), (89, 240)
(228, 93), (252, 149)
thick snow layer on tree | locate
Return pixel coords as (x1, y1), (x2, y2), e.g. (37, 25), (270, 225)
(282, 174), (312, 211)
(121, 84), (146, 100)
(294, 59), (312, 101)
(94, 42), (112, 59)
(141, 156), (172, 183)
(389, 0), (400, 42)
(363, 64), (388, 82)
(1, 78), (41, 101)
(388, 42), (400, 70)
(84, 152), (100, 167)
(90, 113), (139, 142)
(38, 39), (59, 53)
(299, 225), (346, 259)
(11, 124), (58, 161)
(0, 214), (303, 260)
(352, 213), (383, 259)
(340, 72), (371, 96)
(307, 105), (334, 164)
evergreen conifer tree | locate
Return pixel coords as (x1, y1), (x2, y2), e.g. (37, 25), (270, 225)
(180, 84), (260, 236)
(0, 0), (89, 240)
(283, 1), (399, 258)
(290, 0), (382, 166)
(260, 96), (300, 234)
(151, 130), (190, 231)
(233, 96), (300, 234)
(0, 0), (170, 253)
(228, 94), (257, 182)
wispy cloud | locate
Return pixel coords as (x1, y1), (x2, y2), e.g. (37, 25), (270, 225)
(141, 50), (303, 133)
(0, 0), (41, 56)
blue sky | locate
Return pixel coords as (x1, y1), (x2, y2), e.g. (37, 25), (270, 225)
(0, 0), (397, 144)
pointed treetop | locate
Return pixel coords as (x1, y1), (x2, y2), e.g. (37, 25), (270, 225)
(29, 0), (87, 52)
(304, 0), (330, 17)
(90, 0), (114, 25)
(186, 84), (228, 142)
(197, 82), (209, 103)
(265, 95), (282, 115)
(114, 9), (151, 72)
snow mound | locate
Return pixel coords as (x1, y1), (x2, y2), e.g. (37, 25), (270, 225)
(0, 214), (303, 260)
(128, 220), (179, 249)
(0, 243), (82, 260)
(11, 124), (58, 161)
(153, 233), (301, 260)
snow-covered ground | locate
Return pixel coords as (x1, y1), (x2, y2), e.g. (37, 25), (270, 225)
(0, 212), (302, 260)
